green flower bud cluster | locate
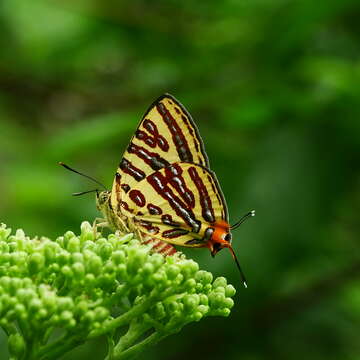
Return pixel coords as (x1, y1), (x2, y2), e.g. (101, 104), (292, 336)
(0, 222), (235, 360)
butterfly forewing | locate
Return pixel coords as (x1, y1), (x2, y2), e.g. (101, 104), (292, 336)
(120, 162), (228, 247)
(110, 94), (210, 213)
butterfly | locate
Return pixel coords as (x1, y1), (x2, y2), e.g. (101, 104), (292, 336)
(60, 94), (254, 287)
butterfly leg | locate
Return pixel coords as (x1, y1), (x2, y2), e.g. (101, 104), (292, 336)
(92, 217), (109, 238)
(117, 216), (130, 233)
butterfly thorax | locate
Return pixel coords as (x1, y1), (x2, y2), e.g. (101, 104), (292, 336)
(96, 191), (132, 234)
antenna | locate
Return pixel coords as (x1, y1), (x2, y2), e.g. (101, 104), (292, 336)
(231, 210), (255, 230)
(72, 189), (99, 196)
(59, 162), (107, 191)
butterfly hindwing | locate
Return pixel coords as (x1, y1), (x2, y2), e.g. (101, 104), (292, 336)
(120, 162), (228, 247)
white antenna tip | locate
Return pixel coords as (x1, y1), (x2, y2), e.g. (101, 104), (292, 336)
(251, 210), (256, 216)
(243, 281), (248, 288)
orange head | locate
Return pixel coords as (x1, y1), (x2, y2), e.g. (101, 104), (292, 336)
(206, 220), (232, 257)
(206, 211), (255, 288)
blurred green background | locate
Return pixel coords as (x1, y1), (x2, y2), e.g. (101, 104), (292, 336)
(1, 0), (359, 359)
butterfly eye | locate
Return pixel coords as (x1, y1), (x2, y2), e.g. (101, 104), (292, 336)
(98, 191), (109, 205)
(224, 233), (232, 242)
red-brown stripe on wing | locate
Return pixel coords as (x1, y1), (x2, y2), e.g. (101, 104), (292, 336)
(135, 119), (170, 152)
(156, 102), (194, 163)
(120, 158), (146, 181)
(147, 166), (201, 233)
(129, 190), (146, 207)
(127, 142), (170, 171)
(188, 166), (215, 223)
(143, 237), (177, 256)
(164, 164), (195, 208)
(161, 95), (209, 168)
(162, 228), (189, 239)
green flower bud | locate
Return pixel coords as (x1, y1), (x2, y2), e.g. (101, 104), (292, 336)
(29, 298), (42, 313)
(82, 241), (96, 252)
(0, 241), (9, 253)
(57, 297), (74, 311)
(57, 250), (70, 266)
(84, 273), (96, 289)
(111, 233), (133, 247)
(197, 304), (209, 314)
(67, 237), (81, 253)
(8, 333), (25, 358)
(0, 251), (10, 264)
(149, 253), (164, 269)
(61, 265), (73, 277)
(199, 294), (209, 306)
(98, 242), (113, 260)
(183, 294), (200, 312)
(42, 293), (57, 313)
(0, 223), (12, 239)
(43, 242), (59, 263)
(225, 284), (236, 298)
(82, 310), (96, 324)
(49, 263), (60, 273)
(184, 278), (197, 292)
(75, 300), (89, 316)
(71, 252), (84, 263)
(212, 277), (227, 289)
(114, 284), (127, 298)
(35, 308), (48, 321)
(60, 310), (76, 328)
(112, 250), (126, 265)
(64, 231), (76, 241)
(16, 288), (36, 305)
(0, 276), (11, 289)
(87, 255), (102, 275)
(223, 297), (234, 309)
(195, 270), (213, 285)
(166, 299), (181, 314)
(80, 222), (95, 242)
(72, 262), (85, 279)
(127, 246), (148, 274)
(165, 264), (180, 280)
(94, 307), (109, 322)
(191, 311), (203, 322)
(9, 278), (22, 295)
(115, 263), (127, 279)
(208, 292), (226, 308)
(152, 302), (166, 320)
(28, 252), (45, 275)
(14, 304), (27, 319)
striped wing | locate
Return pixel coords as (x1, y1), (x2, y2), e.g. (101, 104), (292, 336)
(111, 94), (209, 211)
(121, 162), (228, 247)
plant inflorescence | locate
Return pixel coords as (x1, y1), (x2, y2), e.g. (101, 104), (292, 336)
(0, 222), (235, 360)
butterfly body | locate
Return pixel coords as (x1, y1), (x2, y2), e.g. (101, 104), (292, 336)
(96, 94), (236, 255)
(90, 94), (254, 285)
(61, 94), (253, 285)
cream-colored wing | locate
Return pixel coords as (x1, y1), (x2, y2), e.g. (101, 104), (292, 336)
(110, 94), (209, 215)
(121, 162), (228, 247)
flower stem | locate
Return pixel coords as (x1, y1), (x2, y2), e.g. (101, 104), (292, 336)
(88, 297), (154, 339)
(113, 331), (165, 360)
